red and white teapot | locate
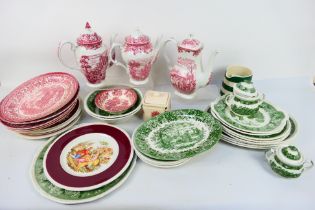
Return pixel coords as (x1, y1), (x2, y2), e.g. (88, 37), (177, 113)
(58, 22), (114, 87)
(165, 35), (218, 99)
(109, 29), (162, 85)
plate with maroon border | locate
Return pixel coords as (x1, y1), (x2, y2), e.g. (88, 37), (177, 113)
(43, 123), (133, 191)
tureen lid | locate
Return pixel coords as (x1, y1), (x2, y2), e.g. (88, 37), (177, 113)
(76, 22), (102, 46)
(275, 145), (304, 167)
(125, 29), (150, 45)
(233, 81), (259, 99)
(178, 34), (203, 51)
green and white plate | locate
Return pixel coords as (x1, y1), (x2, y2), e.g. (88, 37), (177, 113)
(211, 95), (288, 134)
(30, 138), (136, 204)
(221, 117), (297, 149)
(134, 109), (222, 161)
(223, 118), (292, 142)
(132, 126), (191, 168)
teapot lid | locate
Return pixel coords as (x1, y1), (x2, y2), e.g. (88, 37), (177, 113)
(125, 29), (150, 45)
(275, 145), (304, 167)
(76, 22), (102, 46)
(178, 34), (203, 51)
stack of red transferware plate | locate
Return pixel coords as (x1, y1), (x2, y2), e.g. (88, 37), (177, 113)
(0, 72), (81, 139)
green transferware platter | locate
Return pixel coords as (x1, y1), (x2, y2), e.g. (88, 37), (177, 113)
(134, 109), (222, 161)
(211, 95), (288, 134)
(30, 138), (136, 204)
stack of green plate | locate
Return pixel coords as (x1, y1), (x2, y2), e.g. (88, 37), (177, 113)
(132, 109), (222, 168)
(208, 95), (298, 150)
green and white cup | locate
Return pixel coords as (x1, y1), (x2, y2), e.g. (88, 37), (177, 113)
(220, 65), (253, 95)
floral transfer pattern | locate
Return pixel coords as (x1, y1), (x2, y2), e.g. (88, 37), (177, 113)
(151, 111), (160, 118)
(67, 141), (113, 173)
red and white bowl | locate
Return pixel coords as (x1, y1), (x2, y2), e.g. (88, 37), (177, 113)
(94, 88), (138, 114)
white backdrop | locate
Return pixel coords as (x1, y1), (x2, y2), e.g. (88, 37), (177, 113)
(0, 0), (315, 87)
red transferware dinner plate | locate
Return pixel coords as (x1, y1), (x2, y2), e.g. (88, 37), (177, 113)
(0, 72), (79, 123)
(4, 99), (80, 131)
(43, 123), (133, 191)
(94, 88), (137, 114)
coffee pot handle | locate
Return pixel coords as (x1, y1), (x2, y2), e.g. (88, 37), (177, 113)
(163, 38), (177, 70)
(58, 41), (80, 71)
(109, 43), (128, 72)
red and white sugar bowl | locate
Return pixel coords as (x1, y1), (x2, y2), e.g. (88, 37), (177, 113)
(142, 90), (171, 121)
(58, 22), (114, 87)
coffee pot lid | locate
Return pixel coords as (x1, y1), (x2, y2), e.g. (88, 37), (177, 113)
(178, 34), (203, 51)
(125, 29), (150, 45)
(76, 22), (102, 46)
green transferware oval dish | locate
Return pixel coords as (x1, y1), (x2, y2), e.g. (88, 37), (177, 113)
(134, 109), (222, 161)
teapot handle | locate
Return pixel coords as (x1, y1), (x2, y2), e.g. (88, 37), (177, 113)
(58, 41), (80, 71)
(163, 38), (177, 70)
(265, 148), (276, 161)
(109, 43), (128, 72)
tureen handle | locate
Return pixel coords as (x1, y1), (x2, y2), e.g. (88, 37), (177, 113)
(109, 43), (129, 72)
(265, 148), (276, 161)
(58, 41), (80, 71)
(303, 160), (314, 170)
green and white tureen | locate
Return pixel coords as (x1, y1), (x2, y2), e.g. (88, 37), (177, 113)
(265, 145), (313, 178)
(225, 81), (264, 116)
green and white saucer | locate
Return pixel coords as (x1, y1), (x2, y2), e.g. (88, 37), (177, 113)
(30, 138), (136, 204)
(134, 109), (222, 161)
(211, 95), (288, 134)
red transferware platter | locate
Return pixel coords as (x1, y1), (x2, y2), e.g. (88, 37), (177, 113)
(43, 123), (133, 191)
(0, 72), (79, 123)
(94, 88), (137, 114)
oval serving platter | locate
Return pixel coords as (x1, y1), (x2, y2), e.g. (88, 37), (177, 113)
(134, 109), (222, 161)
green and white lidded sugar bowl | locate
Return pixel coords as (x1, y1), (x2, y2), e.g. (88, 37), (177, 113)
(225, 82), (264, 116)
(265, 145), (313, 178)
